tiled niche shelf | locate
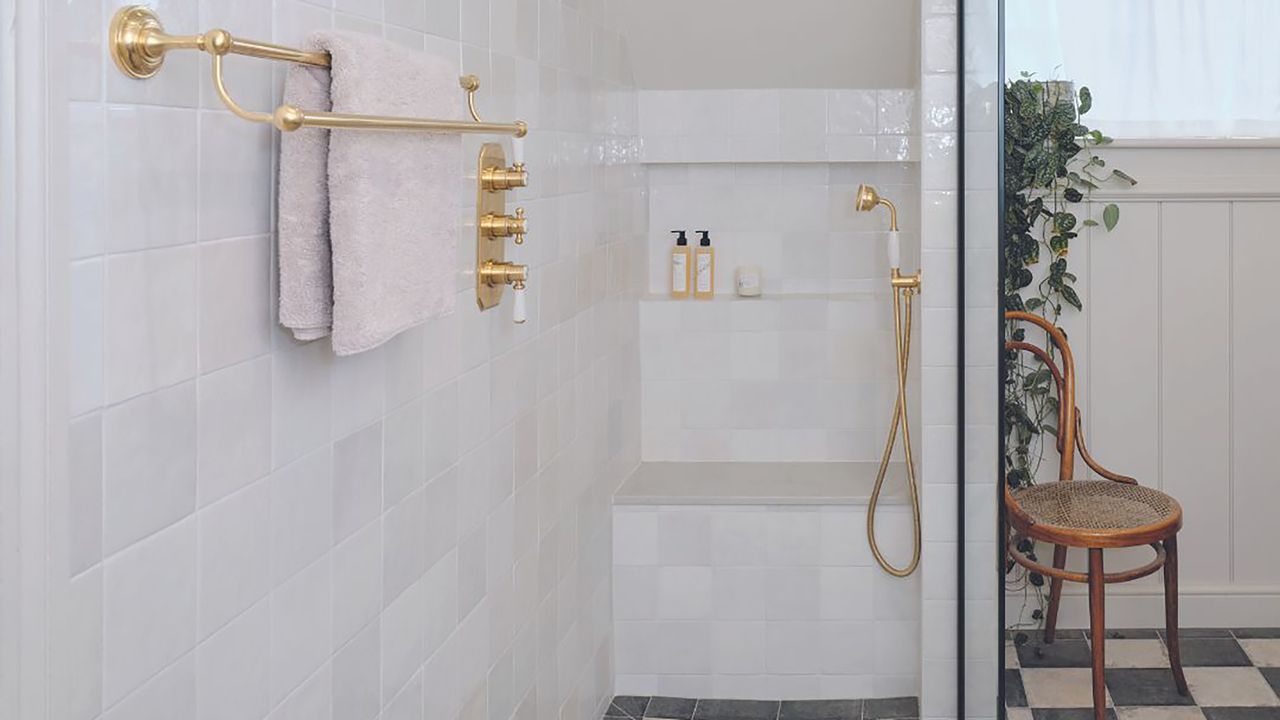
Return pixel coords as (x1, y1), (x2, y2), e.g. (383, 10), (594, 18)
(639, 88), (919, 164)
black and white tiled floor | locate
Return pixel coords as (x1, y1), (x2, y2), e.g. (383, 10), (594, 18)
(1006, 628), (1280, 719)
(603, 696), (919, 720)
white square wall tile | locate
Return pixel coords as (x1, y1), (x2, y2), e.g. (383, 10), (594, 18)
(269, 556), (332, 706)
(103, 381), (197, 555)
(711, 621), (767, 674)
(331, 422), (383, 545)
(68, 102), (106, 258)
(878, 90), (917, 135)
(198, 112), (272, 241)
(106, 106), (197, 253)
(332, 620), (380, 720)
(827, 89), (877, 135)
(68, 413), (104, 575)
(656, 566), (713, 619)
(197, 356), (271, 507)
(198, 235), (271, 372)
(196, 599), (270, 720)
(614, 510), (659, 566)
(331, 520), (383, 649)
(50, 568), (103, 720)
(69, 259), (104, 415)
(657, 509), (712, 565)
(270, 448), (334, 584)
(102, 653), (196, 720)
(103, 517), (198, 706)
(105, 246), (197, 403)
(271, 340), (332, 470)
(198, 478), (270, 639)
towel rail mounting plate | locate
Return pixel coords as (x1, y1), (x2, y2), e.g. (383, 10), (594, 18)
(108, 5), (527, 138)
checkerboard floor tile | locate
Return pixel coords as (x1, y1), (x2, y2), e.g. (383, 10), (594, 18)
(1007, 628), (1280, 719)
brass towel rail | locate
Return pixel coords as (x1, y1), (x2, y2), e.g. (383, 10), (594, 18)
(108, 5), (528, 138)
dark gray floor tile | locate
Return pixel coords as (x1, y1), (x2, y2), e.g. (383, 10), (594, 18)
(1005, 669), (1028, 707)
(1235, 629), (1280, 640)
(691, 699), (780, 720)
(1024, 707), (1116, 717)
(608, 696), (651, 718)
(1010, 629), (1086, 643)
(1201, 709), (1280, 720)
(1105, 668), (1196, 706)
(1163, 628), (1235, 639)
(778, 699), (862, 720)
(1017, 638), (1094, 669)
(864, 696), (919, 719)
(1261, 668), (1280, 697)
(1084, 628), (1162, 640)
(1178, 638), (1252, 667)
(646, 697), (697, 719)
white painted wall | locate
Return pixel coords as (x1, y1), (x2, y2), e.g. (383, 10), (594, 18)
(612, 0), (920, 90)
(1012, 146), (1280, 630)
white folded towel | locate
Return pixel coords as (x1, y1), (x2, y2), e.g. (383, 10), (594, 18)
(277, 31), (460, 355)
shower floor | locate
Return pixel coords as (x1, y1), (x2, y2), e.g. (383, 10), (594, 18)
(1006, 628), (1280, 719)
(603, 696), (918, 720)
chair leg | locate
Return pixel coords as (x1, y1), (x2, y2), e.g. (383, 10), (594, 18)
(1044, 544), (1068, 643)
(1088, 548), (1107, 720)
(1164, 534), (1189, 696)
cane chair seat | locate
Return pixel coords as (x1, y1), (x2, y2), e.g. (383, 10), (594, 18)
(1014, 479), (1179, 530)
(1011, 478), (1183, 549)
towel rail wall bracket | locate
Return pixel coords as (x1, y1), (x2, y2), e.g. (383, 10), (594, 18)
(108, 5), (528, 138)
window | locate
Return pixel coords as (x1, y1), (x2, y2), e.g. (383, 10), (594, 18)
(1005, 0), (1280, 138)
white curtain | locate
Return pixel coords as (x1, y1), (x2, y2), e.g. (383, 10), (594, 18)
(1005, 0), (1280, 138)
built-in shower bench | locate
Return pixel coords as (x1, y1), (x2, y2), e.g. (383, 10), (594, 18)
(611, 461), (920, 700)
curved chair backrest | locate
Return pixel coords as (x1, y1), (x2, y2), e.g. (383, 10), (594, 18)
(1005, 310), (1078, 482)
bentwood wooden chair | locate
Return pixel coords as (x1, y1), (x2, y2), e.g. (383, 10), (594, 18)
(1004, 311), (1187, 720)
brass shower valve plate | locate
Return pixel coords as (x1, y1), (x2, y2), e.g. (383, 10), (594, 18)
(476, 143), (506, 310)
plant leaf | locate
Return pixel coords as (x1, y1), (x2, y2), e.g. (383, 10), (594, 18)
(1103, 203), (1120, 231)
(1077, 86), (1092, 115)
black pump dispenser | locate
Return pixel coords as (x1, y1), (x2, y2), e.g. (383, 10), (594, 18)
(696, 230), (711, 246)
(671, 230), (688, 246)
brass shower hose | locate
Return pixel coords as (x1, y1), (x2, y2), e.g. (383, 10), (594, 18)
(866, 281), (922, 577)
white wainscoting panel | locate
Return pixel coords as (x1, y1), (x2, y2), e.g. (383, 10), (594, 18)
(1014, 148), (1280, 626)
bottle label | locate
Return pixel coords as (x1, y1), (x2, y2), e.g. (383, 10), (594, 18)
(695, 252), (713, 293)
(672, 253), (688, 293)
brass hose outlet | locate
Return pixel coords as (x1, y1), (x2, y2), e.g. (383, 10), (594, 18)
(478, 260), (528, 287)
(481, 165), (529, 191)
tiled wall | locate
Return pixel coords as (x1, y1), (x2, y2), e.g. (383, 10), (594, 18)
(638, 89), (919, 164)
(645, 163), (919, 297)
(55, 1), (643, 719)
(914, 0), (1000, 717)
(638, 295), (919, 463)
(638, 160), (919, 463)
(612, 504), (921, 700)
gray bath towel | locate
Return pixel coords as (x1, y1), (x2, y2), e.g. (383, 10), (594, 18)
(278, 31), (460, 355)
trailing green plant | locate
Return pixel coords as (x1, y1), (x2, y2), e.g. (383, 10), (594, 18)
(1002, 75), (1136, 636)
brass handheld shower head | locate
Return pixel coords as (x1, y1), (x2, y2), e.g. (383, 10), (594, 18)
(854, 183), (898, 231)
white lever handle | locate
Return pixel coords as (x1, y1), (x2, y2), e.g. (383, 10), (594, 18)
(512, 136), (525, 166)
(887, 230), (901, 270)
(512, 282), (527, 324)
